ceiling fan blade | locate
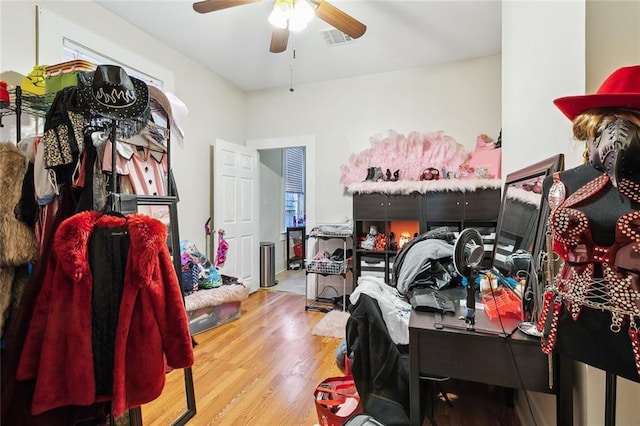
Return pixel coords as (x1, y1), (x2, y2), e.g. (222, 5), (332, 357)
(270, 27), (290, 53)
(310, 0), (366, 39)
(193, 0), (261, 14)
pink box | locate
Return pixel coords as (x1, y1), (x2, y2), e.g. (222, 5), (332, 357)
(468, 148), (501, 179)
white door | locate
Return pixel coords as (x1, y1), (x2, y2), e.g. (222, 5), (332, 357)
(211, 139), (260, 293)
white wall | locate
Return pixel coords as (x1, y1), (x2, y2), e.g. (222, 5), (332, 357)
(245, 55), (502, 224)
(258, 149), (285, 271)
(504, 1), (640, 425)
(581, 1), (640, 425)
(0, 0), (247, 251)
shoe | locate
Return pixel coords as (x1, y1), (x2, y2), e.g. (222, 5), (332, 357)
(330, 248), (345, 261)
(370, 167), (383, 182)
(363, 167), (374, 181)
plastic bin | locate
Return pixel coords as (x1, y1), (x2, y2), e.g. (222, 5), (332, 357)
(260, 242), (277, 287)
(481, 288), (521, 320)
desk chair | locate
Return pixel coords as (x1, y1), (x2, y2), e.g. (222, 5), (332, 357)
(419, 374), (453, 426)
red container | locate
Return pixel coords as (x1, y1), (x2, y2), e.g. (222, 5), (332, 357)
(482, 288), (521, 320)
(293, 244), (303, 258)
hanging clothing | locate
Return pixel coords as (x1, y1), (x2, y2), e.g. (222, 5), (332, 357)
(0, 143), (39, 336)
(215, 230), (229, 267)
(17, 211), (194, 417)
(102, 137), (167, 196)
(538, 166), (640, 382)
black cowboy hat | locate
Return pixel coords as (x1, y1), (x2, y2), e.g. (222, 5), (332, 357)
(78, 64), (149, 120)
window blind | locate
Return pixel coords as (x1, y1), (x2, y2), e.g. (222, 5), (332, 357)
(284, 147), (305, 194)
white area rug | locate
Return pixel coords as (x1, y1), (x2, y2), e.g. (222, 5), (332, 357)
(311, 310), (350, 339)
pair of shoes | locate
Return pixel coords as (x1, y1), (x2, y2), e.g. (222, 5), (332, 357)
(329, 248), (353, 262)
(420, 167), (440, 181)
(384, 169), (400, 182)
(364, 167), (383, 182)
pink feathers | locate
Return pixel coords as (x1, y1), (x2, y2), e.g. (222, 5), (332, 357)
(340, 130), (470, 186)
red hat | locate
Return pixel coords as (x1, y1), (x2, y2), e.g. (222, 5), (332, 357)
(553, 65), (640, 121)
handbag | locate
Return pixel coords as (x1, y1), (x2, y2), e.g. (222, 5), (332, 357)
(314, 375), (362, 426)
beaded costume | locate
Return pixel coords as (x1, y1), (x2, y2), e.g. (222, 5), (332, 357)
(537, 172), (640, 378)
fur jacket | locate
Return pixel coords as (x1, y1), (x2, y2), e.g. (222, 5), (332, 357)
(0, 142), (38, 335)
(17, 211), (194, 417)
(0, 142), (38, 266)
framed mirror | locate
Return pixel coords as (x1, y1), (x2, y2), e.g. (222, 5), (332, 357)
(113, 195), (196, 426)
(491, 154), (564, 323)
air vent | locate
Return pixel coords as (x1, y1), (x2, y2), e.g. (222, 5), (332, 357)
(320, 28), (355, 47)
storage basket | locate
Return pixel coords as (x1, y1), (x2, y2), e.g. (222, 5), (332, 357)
(306, 260), (347, 275)
(481, 287), (521, 320)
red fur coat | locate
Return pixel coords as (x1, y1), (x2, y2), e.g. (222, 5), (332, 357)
(17, 211), (194, 417)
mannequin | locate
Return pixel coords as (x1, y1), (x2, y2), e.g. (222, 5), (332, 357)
(538, 65), (640, 383)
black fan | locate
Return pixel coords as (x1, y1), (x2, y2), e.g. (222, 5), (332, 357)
(452, 228), (484, 329)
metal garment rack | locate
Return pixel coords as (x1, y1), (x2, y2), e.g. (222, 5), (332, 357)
(105, 112), (196, 426)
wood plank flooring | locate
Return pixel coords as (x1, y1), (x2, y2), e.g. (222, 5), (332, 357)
(141, 290), (520, 426)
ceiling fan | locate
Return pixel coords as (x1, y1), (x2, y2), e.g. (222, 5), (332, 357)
(193, 0), (367, 53)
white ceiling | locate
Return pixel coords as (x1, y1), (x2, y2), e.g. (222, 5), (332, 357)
(95, 0), (502, 92)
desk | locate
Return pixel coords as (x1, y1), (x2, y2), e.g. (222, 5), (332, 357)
(409, 295), (573, 425)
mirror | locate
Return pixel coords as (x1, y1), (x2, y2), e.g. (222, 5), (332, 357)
(491, 154), (564, 323)
(121, 195), (196, 426)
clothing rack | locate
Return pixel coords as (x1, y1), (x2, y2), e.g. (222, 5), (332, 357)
(103, 100), (195, 426)
(8, 80), (195, 425)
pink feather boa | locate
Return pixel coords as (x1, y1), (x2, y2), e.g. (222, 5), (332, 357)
(340, 130), (471, 186)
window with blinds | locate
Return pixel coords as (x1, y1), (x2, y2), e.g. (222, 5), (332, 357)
(283, 147), (306, 229)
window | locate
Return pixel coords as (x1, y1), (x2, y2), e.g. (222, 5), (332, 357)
(283, 147), (305, 229)
(62, 37), (163, 89)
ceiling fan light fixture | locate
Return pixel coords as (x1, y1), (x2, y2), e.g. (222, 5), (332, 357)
(289, 0), (315, 31)
(268, 0), (292, 29)
(268, 0), (315, 32)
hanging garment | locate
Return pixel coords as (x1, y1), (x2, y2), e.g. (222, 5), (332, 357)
(538, 167), (640, 381)
(215, 230), (229, 267)
(0, 143), (39, 336)
(102, 136), (167, 196)
(1, 187), (110, 426)
(17, 211), (194, 417)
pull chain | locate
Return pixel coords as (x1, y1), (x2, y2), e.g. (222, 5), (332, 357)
(289, 32), (296, 93)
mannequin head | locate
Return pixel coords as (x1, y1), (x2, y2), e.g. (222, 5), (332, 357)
(572, 109), (640, 186)
(554, 65), (640, 186)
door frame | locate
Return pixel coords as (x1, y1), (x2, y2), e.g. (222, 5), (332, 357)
(246, 135), (316, 296)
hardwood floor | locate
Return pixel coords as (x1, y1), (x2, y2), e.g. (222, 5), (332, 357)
(141, 290), (521, 426)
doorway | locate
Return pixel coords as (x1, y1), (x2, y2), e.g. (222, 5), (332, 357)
(246, 135), (316, 296)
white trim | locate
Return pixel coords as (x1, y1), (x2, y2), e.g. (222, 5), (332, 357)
(246, 135), (317, 297)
